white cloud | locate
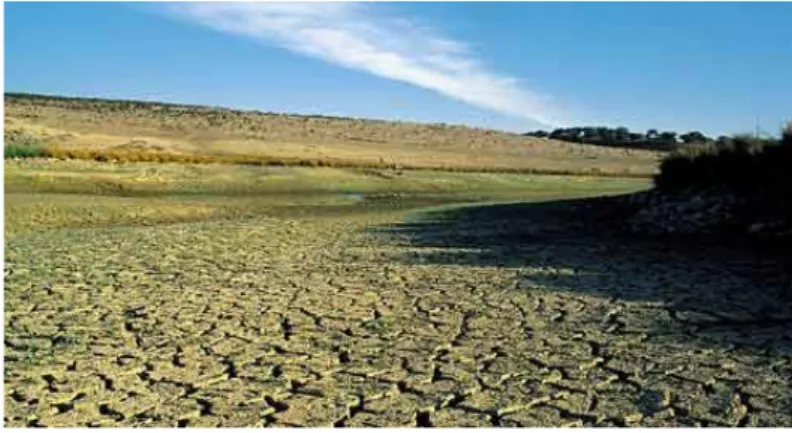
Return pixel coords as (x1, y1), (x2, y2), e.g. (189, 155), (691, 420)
(167, 2), (567, 127)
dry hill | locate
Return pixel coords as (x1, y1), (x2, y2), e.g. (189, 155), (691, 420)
(4, 93), (661, 176)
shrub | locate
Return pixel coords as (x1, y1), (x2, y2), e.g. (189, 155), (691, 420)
(4, 130), (47, 158)
(782, 121), (792, 147)
(654, 121), (792, 227)
(654, 126), (791, 194)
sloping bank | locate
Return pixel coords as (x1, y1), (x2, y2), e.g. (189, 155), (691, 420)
(619, 127), (792, 249)
(622, 186), (790, 246)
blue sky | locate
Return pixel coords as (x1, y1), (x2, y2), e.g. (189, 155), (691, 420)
(5, 2), (791, 137)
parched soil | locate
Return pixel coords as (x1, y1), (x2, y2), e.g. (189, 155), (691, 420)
(5, 197), (792, 427)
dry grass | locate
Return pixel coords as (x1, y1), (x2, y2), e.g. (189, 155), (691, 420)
(5, 93), (662, 176)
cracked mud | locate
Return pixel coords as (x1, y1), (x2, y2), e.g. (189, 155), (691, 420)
(5, 198), (792, 427)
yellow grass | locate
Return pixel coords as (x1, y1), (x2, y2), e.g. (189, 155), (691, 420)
(5, 94), (662, 176)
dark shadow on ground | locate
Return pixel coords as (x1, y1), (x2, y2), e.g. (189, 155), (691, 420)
(374, 194), (792, 353)
(374, 194), (792, 422)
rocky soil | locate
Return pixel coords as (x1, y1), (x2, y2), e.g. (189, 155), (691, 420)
(624, 187), (792, 242)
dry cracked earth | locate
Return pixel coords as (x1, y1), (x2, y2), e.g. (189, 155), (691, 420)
(5, 198), (792, 427)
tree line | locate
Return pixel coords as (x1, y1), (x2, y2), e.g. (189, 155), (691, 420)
(522, 126), (767, 151)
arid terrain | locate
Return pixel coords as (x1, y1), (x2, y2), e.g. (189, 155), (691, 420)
(5, 93), (660, 176)
(6, 0), (792, 423)
(5, 157), (792, 427)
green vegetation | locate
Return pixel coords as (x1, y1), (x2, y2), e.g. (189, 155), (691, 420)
(524, 126), (686, 150)
(4, 129), (47, 158)
(523, 125), (779, 152)
(655, 130), (791, 192)
(654, 123), (792, 217)
(4, 159), (648, 236)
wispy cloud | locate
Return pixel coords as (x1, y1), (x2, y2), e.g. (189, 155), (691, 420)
(166, 2), (567, 127)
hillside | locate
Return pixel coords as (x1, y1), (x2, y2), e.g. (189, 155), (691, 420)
(4, 93), (661, 176)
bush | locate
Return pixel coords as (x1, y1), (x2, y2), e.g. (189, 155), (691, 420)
(654, 122), (792, 224)
(4, 130), (47, 158)
(655, 127), (790, 193)
(782, 121), (792, 146)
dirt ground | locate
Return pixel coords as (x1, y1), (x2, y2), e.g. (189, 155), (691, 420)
(5, 188), (792, 427)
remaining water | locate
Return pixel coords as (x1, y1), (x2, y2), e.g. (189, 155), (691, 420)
(339, 192), (366, 202)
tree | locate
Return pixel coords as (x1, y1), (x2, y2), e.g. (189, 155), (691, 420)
(629, 132), (645, 145)
(522, 125), (698, 151)
(657, 131), (679, 149)
(614, 127), (630, 144)
(582, 127), (601, 144)
(524, 130), (549, 138)
(679, 131), (710, 145)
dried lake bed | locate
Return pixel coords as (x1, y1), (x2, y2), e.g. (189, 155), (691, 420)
(4, 160), (792, 427)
